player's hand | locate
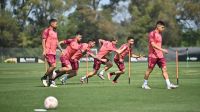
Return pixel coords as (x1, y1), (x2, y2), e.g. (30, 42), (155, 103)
(119, 58), (123, 62)
(100, 58), (107, 63)
(60, 51), (64, 56)
(163, 49), (168, 54)
(42, 51), (46, 56)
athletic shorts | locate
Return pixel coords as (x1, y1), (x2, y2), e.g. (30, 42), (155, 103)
(114, 58), (125, 71)
(70, 59), (79, 71)
(93, 58), (108, 71)
(45, 54), (56, 65)
(60, 55), (71, 67)
(148, 57), (166, 69)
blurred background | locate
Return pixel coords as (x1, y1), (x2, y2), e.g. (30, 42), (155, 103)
(0, 0), (200, 63)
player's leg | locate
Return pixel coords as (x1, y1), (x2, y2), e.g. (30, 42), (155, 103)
(159, 58), (178, 89)
(41, 54), (56, 87)
(107, 59), (125, 82)
(60, 59), (79, 84)
(112, 69), (125, 83)
(80, 58), (100, 83)
(49, 57), (72, 87)
(142, 57), (156, 89)
(98, 60), (112, 80)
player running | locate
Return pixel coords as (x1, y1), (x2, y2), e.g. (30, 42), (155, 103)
(60, 39), (105, 84)
(107, 37), (141, 83)
(49, 32), (82, 87)
(80, 38), (120, 83)
(41, 19), (60, 87)
(142, 21), (178, 89)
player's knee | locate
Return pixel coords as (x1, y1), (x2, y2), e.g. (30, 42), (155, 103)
(63, 66), (72, 72)
(51, 63), (56, 68)
(121, 70), (125, 74)
(108, 63), (113, 67)
(162, 67), (167, 73)
(67, 66), (72, 71)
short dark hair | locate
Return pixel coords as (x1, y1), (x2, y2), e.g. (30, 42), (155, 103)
(88, 39), (95, 42)
(110, 37), (117, 41)
(49, 19), (57, 24)
(127, 36), (134, 41)
(156, 20), (165, 26)
(75, 31), (82, 35)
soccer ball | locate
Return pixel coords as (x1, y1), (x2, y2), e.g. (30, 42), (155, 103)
(44, 96), (58, 109)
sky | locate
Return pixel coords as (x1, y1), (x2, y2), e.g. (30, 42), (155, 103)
(64, 0), (131, 23)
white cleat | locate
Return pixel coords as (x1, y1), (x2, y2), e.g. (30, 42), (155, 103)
(41, 76), (48, 87)
(49, 81), (57, 87)
(97, 71), (105, 80)
(98, 74), (105, 80)
(80, 78), (85, 83)
(60, 78), (66, 85)
(42, 80), (48, 87)
(142, 84), (151, 89)
(167, 83), (178, 89)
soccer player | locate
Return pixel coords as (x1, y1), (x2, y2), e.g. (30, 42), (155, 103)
(41, 19), (59, 87)
(80, 38), (120, 83)
(49, 32), (82, 87)
(60, 39), (105, 84)
(107, 37), (141, 83)
(141, 21), (178, 89)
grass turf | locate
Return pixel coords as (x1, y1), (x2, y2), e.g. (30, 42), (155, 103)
(0, 62), (200, 112)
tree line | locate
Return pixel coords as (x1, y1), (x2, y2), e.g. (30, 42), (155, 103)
(0, 0), (200, 50)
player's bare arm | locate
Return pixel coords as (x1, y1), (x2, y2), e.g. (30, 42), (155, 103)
(42, 39), (46, 56)
(98, 39), (104, 46)
(88, 52), (106, 63)
(118, 46), (127, 54)
(58, 41), (65, 54)
(131, 54), (140, 58)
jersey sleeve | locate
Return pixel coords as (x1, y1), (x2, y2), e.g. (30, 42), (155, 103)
(149, 32), (156, 43)
(110, 44), (117, 51)
(42, 29), (48, 39)
(63, 39), (74, 45)
(86, 49), (93, 55)
(70, 41), (80, 50)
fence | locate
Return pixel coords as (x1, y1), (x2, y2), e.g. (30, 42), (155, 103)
(1, 47), (199, 63)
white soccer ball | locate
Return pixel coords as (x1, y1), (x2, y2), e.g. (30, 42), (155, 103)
(44, 96), (58, 109)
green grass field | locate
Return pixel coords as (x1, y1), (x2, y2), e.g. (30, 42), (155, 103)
(0, 62), (200, 112)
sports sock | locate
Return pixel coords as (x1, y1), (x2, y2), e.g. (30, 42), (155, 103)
(63, 74), (68, 81)
(143, 79), (148, 85)
(113, 74), (120, 81)
(165, 79), (171, 86)
(82, 76), (87, 79)
(42, 75), (48, 79)
(110, 72), (115, 75)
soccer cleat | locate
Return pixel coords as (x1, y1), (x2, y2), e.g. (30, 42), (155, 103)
(49, 80), (57, 87)
(112, 80), (118, 84)
(107, 73), (112, 80)
(41, 76), (48, 87)
(99, 70), (104, 76)
(60, 78), (66, 85)
(167, 83), (179, 89)
(80, 77), (86, 83)
(98, 74), (105, 80)
(142, 84), (151, 89)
